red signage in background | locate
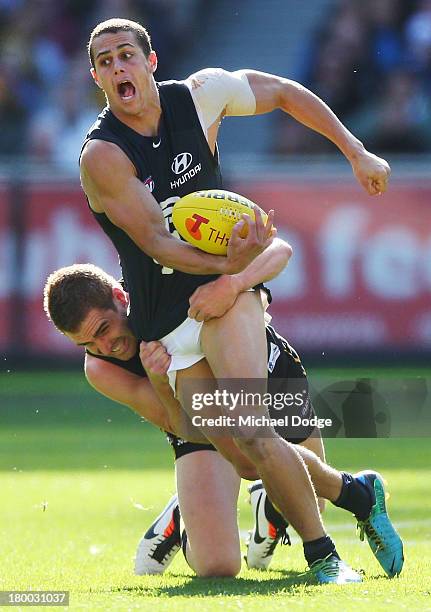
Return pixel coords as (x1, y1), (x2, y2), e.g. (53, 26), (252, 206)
(233, 180), (431, 351)
(3, 179), (430, 358)
(21, 183), (120, 356)
(0, 185), (12, 352)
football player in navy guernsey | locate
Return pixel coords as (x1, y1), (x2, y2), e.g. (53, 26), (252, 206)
(79, 18), (395, 583)
(44, 263), (403, 581)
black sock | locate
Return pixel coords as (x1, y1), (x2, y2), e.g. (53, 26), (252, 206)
(181, 529), (191, 567)
(303, 535), (339, 566)
(333, 472), (373, 521)
(264, 496), (289, 530)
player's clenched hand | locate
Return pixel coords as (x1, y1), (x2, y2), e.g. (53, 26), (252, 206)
(139, 341), (171, 377)
(188, 275), (241, 322)
(225, 208), (275, 274)
(351, 150), (391, 196)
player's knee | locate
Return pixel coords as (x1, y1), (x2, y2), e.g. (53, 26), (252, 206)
(318, 497), (326, 514)
(234, 436), (268, 463)
(234, 463), (259, 480)
(226, 455), (258, 480)
(195, 554), (241, 578)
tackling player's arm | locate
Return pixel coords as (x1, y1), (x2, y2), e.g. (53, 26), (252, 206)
(227, 234), (292, 291)
(188, 236), (292, 321)
(85, 352), (208, 444)
(85, 352), (172, 430)
(137, 340), (208, 444)
(80, 140), (273, 275)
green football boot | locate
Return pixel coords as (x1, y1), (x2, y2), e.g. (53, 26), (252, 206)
(355, 470), (404, 577)
(308, 554), (362, 584)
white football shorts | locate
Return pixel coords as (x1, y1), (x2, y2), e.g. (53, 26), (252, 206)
(159, 317), (204, 394)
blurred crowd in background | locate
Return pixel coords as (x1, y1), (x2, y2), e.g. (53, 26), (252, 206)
(1, 0), (431, 169)
(0, 0), (204, 167)
(276, 0), (431, 155)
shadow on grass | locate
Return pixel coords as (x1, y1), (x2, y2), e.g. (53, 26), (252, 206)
(115, 570), (310, 598)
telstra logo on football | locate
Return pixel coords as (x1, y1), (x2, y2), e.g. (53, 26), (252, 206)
(185, 214), (209, 240)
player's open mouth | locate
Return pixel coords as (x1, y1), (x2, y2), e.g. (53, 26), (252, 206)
(117, 80), (136, 101)
(111, 337), (129, 358)
(111, 339), (123, 354)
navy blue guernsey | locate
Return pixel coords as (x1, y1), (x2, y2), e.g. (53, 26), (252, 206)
(81, 81), (222, 341)
(87, 349), (147, 378)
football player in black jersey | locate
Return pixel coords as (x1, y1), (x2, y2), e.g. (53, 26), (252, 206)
(44, 262), (403, 580)
(44, 259), (325, 578)
(78, 19), (398, 582)
(78, 18), (398, 582)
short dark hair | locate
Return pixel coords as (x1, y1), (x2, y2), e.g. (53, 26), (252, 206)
(88, 18), (152, 68)
(44, 264), (119, 333)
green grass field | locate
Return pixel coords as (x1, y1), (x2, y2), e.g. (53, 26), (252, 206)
(1, 370), (430, 611)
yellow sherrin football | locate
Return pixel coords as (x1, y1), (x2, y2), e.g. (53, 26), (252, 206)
(172, 189), (268, 255)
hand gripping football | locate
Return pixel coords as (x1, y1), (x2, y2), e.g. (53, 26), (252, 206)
(172, 189), (268, 255)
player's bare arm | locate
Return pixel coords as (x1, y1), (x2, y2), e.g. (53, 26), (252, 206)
(80, 140), (273, 275)
(138, 341), (208, 444)
(86, 350), (208, 444)
(189, 68), (390, 196)
(85, 352), (172, 430)
(188, 236), (292, 321)
(246, 70), (391, 195)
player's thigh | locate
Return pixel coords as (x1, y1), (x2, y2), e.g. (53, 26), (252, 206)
(201, 290), (267, 378)
(175, 358), (259, 479)
(176, 449), (241, 569)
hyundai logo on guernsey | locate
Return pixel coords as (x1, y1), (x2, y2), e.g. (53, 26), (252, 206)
(170, 152), (202, 189)
(171, 152), (193, 174)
